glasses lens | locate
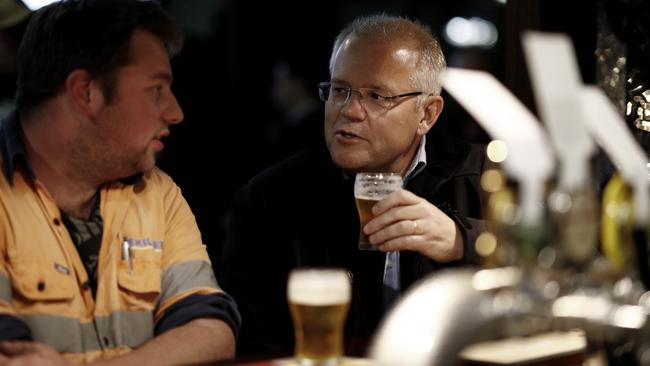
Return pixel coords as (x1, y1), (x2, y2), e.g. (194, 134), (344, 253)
(367, 92), (392, 110)
(318, 82), (330, 102)
(330, 85), (351, 105)
(318, 83), (401, 115)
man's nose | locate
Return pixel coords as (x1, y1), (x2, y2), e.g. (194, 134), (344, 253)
(340, 90), (367, 121)
(164, 93), (184, 125)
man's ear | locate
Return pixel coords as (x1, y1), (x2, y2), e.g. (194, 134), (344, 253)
(417, 95), (444, 135)
(65, 69), (103, 117)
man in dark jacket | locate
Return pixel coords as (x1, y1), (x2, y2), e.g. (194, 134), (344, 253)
(221, 14), (487, 358)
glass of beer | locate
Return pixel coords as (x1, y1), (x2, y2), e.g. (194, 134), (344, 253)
(287, 268), (351, 366)
(354, 172), (404, 250)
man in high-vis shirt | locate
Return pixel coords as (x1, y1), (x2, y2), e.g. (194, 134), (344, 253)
(0, 0), (240, 364)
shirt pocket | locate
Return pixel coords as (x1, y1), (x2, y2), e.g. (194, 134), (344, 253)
(11, 259), (74, 302)
(117, 247), (162, 310)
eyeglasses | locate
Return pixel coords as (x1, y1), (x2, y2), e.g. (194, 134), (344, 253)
(317, 81), (430, 114)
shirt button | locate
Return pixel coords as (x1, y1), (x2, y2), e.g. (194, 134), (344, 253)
(37, 281), (45, 291)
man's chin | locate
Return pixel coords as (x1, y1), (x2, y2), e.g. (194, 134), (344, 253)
(330, 153), (367, 173)
(132, 154), (158, 176)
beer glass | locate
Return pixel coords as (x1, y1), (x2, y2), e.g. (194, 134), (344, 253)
(287, 268), (351, 366)
(354, 172), (403, 250)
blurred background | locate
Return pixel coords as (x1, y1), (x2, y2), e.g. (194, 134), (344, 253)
(2, 0), (646, 271)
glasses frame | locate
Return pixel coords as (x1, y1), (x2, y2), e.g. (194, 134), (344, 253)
(317, 81), (431, 113)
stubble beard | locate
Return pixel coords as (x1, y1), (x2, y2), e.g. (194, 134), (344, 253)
(71, 138), (154, 184)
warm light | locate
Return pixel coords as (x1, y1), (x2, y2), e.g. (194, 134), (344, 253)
(480, 169), (504, 192)
(552, 295), (609, 320)
(472, 267), (521, 291)
(612, 305), (646, 329)
(487, 140), (508, 163)
(475, 232), (497, 257)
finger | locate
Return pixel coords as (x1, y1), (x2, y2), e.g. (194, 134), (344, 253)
(370, 219), (421, 249)
(371, 189), (420, 215)
(364, 204), (422, 235)
(376, 231), (420, 252)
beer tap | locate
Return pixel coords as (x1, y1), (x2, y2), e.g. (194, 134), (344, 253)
(369, 34), (650, 366)
(369, 265), (649, 366)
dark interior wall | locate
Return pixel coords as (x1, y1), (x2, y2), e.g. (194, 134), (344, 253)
(504, 0), (597, 116)
(153, 0), (508, 267)
(3, 0), (572, 268)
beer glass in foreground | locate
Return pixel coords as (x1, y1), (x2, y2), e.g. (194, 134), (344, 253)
(288, 268), (351, 366)
(354, 172), (403, 250)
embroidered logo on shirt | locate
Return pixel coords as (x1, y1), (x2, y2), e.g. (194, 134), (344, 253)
(54, 262), (70, 275)
(123, 237), (163, 251)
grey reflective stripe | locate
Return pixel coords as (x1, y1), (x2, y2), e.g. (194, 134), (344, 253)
(21, 311), (153, 353)
(23, 314), (102, 353)
(159, 260), (219, 306)
(95, 310), (153, 349)
(0, 272), (10, 303)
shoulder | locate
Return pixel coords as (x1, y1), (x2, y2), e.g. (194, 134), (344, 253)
(143, 166), (175, 186)
(128, 167), (181, 200)
(426, 134), (486, 175)
(461, 141), (488, 169)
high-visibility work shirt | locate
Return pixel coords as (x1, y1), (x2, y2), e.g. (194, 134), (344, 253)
(0, 113), (240, 363)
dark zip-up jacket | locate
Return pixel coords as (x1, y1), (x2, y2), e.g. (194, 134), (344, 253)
(220, 131), (487, 357)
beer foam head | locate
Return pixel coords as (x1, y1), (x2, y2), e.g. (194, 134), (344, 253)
(288, 269), (351, 305)
(354, 172), (403, 199)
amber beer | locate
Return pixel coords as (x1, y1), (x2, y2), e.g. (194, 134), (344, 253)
(355, 196), (381, 250)
(354, 172), (403, 250)
(288, 269), (351, 366)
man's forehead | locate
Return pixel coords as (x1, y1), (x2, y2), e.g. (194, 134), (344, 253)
(332, 38), (417, 86)
(338, 36), (417, 58)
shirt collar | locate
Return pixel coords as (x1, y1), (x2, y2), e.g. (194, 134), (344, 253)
(0, 111), (36, 185)
(403, 135), (427, 183)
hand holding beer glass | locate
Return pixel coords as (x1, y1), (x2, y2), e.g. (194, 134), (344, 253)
(288, 268), (351, 366)
(354, 172), (404, 250)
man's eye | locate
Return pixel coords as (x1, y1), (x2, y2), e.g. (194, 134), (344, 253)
(332, 87), (348, 95)
(151, 86), (164, 100)
(370, 92), (389, 102)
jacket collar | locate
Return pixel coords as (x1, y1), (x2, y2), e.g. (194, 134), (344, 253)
(424, 130), (472, 173)
(407, 130), (474, 199)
